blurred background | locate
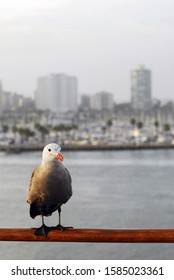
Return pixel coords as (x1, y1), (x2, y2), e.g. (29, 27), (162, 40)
(0, 0), (174, 259)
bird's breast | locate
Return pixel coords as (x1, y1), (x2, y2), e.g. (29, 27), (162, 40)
(28, 161), (72, 205)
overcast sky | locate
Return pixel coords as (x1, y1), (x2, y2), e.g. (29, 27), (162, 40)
(0, 0), (174, 102)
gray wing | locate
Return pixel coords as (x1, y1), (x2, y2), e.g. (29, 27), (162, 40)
(27, 166), (39, 203)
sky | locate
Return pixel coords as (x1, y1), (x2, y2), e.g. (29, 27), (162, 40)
(0, 0), (174, 102)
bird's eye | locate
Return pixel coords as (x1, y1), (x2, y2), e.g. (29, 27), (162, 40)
(48, 148), (51, 152)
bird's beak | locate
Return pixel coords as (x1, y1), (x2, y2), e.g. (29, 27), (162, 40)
(56, 153), (64, 161)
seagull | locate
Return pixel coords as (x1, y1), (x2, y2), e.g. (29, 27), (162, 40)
(27, 143), (72, 236)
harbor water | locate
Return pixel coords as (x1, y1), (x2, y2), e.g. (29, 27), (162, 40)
(0, 149), (174, 259)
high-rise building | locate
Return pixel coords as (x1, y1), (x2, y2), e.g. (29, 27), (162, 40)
(35, 77), (49, 111)
(35, 74), (78, 113)
(92, 91), (114, 110)
(67, 76), (78, 112)
(1, 91), (34, 113)
(2, 92), (12, 112)
(131, 65), (151, 110)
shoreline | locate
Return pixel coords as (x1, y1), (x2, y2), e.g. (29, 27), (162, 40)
(1, 143), (174, 153)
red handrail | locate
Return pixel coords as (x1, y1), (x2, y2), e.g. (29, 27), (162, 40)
(1, 228), (174, 242)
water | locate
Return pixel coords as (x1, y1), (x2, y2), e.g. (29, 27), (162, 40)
(0, 149), (174, 259)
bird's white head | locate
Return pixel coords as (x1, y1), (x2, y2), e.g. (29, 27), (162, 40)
(42, 143), (64, 163)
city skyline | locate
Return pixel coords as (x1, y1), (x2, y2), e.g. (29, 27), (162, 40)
(0, 1), (174, 102)
(0, 65), (174, 108)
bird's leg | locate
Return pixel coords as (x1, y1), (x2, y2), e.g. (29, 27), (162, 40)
(54, 207), (73, 231)
(58, 206), (61, 225)
(34, 214), (52, 237)
(55, 207), (64, 231)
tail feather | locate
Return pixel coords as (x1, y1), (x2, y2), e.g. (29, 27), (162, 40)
(30, 203), (41, 219)
(30, 203), (58, 218)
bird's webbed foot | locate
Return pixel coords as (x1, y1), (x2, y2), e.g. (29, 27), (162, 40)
(53, 224), (73, 232)
(34, 224), (52, 237)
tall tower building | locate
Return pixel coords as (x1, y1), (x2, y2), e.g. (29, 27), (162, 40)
(92, 91), (114, 110)
(131, 65), (151, 110)
(35, 77), (49, 111)
(67, 76), (78, 112)
(35, 74), (78, 113)
(2, 92), (12, 112)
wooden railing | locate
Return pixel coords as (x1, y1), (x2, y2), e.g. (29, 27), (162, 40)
(1, 228), (174, 242)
